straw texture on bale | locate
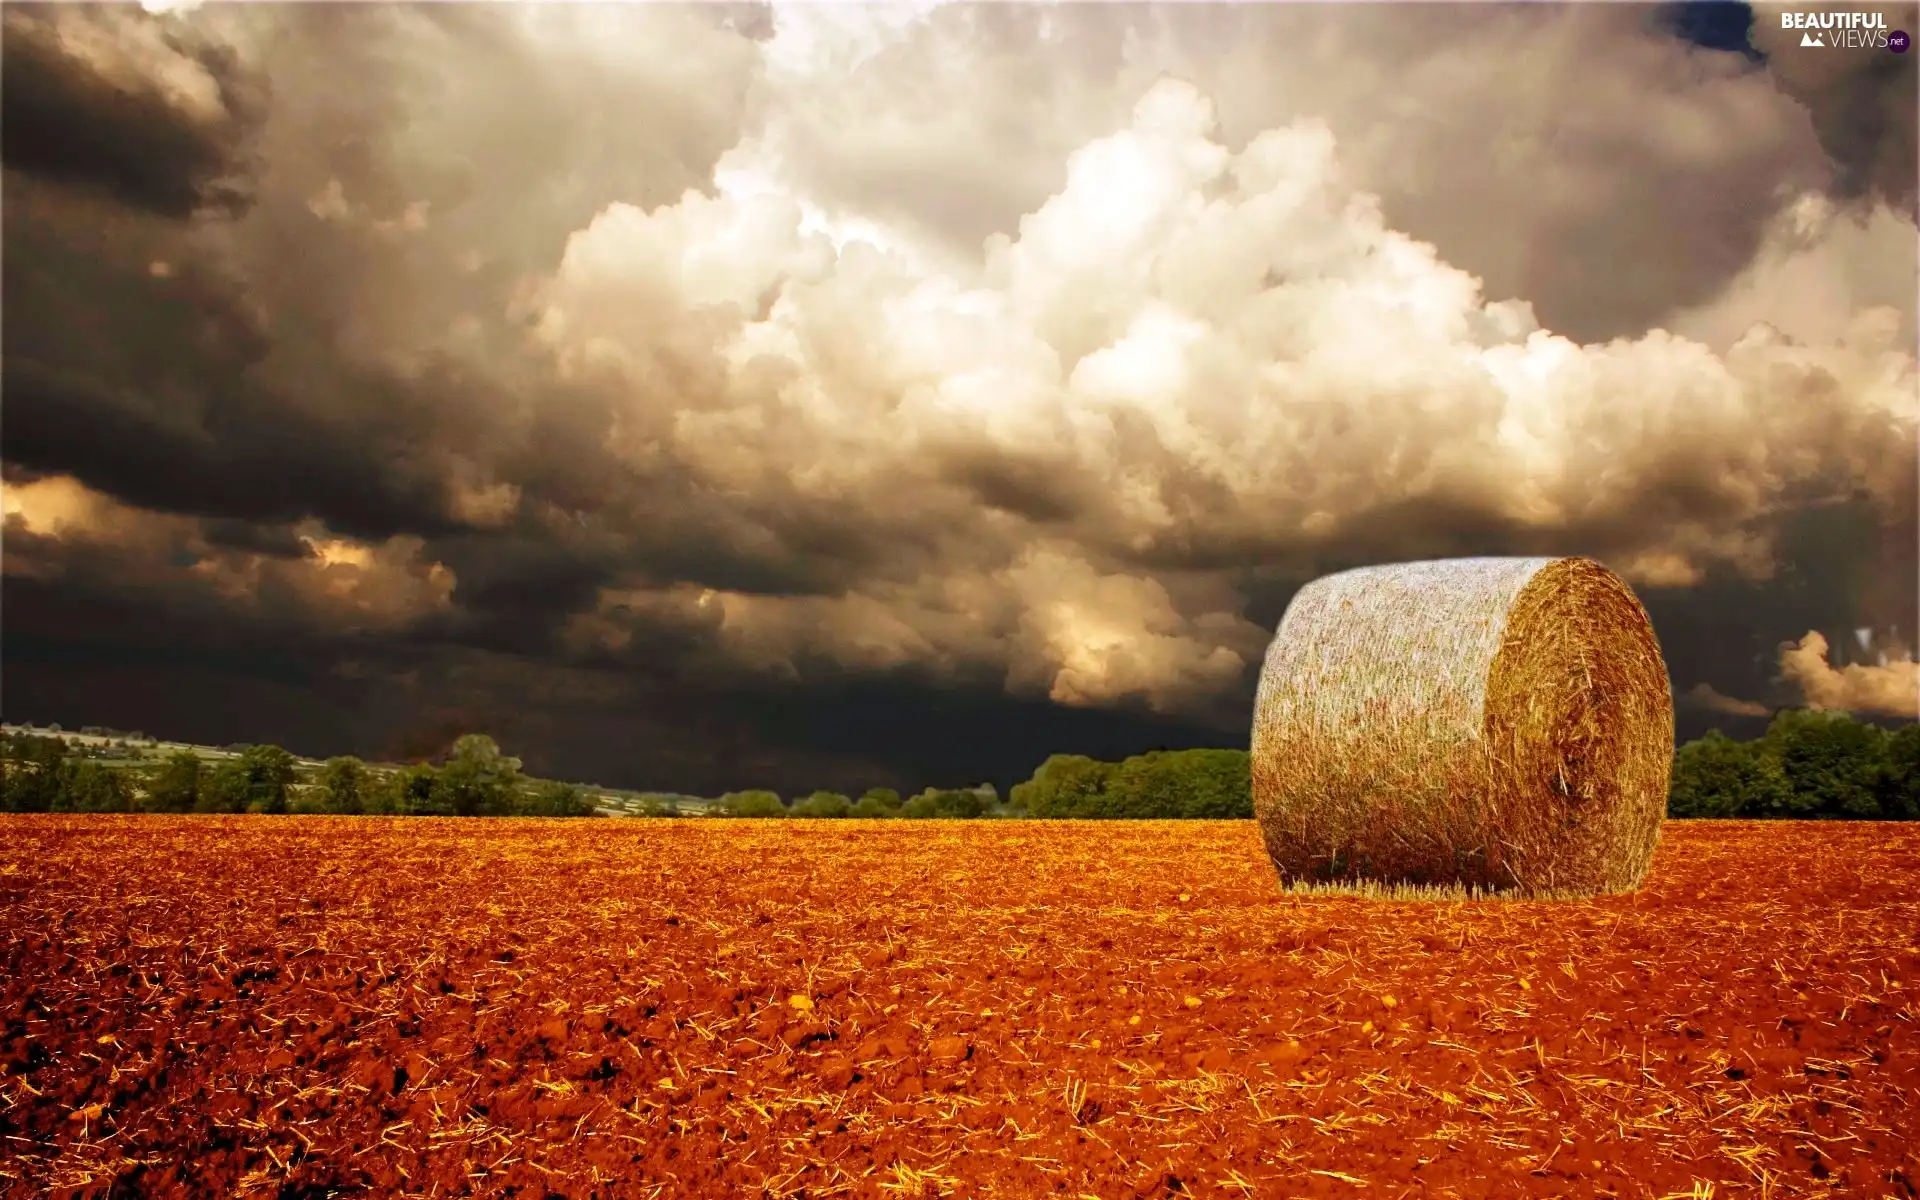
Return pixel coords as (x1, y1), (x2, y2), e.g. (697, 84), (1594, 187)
(1251, 557), (1673, 898)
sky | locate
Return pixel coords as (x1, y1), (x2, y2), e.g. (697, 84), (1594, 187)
(2, 0), (1916, 796)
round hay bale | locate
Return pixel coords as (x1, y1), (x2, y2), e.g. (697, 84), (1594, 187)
(1250, 557), (1672, 898)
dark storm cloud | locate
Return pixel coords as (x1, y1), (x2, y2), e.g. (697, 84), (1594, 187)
(942, 448), (1094, 525)
(1638, 496), (1915, 715)
(201, 518), (313, 560)
(3, 2), (766, 598)
(431, 533), (612, 620)
(1750, 2), (1919, 217)
(0, 350), (466, 539)
(0, 5), (262, 218)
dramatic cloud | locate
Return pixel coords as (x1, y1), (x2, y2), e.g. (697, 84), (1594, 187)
(528, 75), (1912, 713)
(1669, 192), (1918, 353)
(1780, 631), (1919, 718)
(0, 4), (261, 216)
(3, 3), (1913, 792)
(750, 3), (1837, 341)
(1681, 682), (1772, 718)
(3, 474), (457, 634)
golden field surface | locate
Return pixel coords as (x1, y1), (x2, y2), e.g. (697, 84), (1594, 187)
(3, 816), (1917, 1198)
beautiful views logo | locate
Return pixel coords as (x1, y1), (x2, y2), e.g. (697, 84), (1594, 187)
(1780, 10), (1909, 51)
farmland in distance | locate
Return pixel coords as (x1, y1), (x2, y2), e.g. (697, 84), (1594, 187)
(3, 817), (1916, 1198)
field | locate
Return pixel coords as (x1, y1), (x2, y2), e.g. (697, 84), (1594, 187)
(3, 818), (1916, 1199)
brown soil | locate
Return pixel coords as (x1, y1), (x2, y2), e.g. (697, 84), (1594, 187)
(2, 817), (1916, 1199)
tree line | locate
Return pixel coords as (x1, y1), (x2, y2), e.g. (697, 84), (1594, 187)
(709, 785), (1003, 820)
(999, 711), (1918, 823)
(0, 733), (592, 817)
(3, 709), (1913, 820)
(1669, 709), (1917, 820)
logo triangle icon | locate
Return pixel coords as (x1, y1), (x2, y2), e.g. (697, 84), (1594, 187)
(1800, 30), (1823, 46)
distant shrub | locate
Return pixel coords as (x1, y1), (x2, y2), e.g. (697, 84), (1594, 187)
(520, 780), (595, 818)
(144, 751), (203, 814)
(431, 735), (523, 817)
(1, 734), (70, 812)
(791, 791), (852, 818)
(849, 793), (899, 818)
(239, 745), (297, 814)
(1011, 750), (1251, 819)
(196, 760), (251, 814)
(374, 764), (440, 815)
(321, 757), (368, 815)
(53, 761), (134, 813)
(1011, 755), (1114, 818)
(899, 788), (987, 819)
(719, 790), (785, 818)
(633, 793), (683, 818)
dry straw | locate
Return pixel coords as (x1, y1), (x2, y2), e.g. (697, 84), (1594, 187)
(1251, 557), (1673, 900)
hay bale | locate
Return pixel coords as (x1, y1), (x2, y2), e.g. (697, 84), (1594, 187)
(1250, 557), (1672, 898)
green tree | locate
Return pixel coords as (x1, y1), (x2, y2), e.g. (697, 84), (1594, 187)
(196, 759), (251, 813)
(1001, 748), (1248, 819)
(792, 791), (852, 818)
(1108, 749), (1252, 818)
(386, 764), (444, 815)
(320, 757), (367, 815)
(634, 792), (681, 818)
(1102, 754), (1183, 818)
(519, 780), (593, 817)
(430, 735), (523, 817)
(897, 788), (986, 819)
(1011, 754), (1117, 818)
(719, 790), (785, 818)
(55, 761), (133, 812)
(233, 745), (298, 814)
(1, 734), (69, 812)
(850, 791), (899, 818)
(1879, 724), (1920, 821)
(1762, 710), (1888, 819)
(144, 751), (202, 814)
(1668, 731), (1792, 818)
(934, 789), (986, 819)
(362, 770), (400, 815)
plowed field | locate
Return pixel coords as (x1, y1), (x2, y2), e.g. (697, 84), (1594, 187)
(3, 817), (1916, 1199)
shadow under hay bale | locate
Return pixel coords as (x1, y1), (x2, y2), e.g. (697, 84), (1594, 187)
(1251, 556), (1673, 899)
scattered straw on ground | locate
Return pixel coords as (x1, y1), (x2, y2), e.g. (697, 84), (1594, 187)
(4, 816), (1915, 1199)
